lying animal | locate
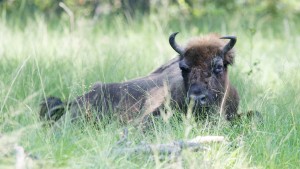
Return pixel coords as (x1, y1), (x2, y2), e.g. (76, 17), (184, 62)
(40, 33), (239, 124)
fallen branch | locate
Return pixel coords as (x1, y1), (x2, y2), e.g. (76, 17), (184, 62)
(111, 136), (225, 156)
(190, 136), (225, 143)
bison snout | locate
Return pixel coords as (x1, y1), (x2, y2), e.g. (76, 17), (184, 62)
(190, 94), (208, 105)
(197, 94), (207, 105)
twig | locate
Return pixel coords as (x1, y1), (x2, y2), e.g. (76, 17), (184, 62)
(112, 141), (208, 156)
(59, 2), (74, 32)
(111, 136), (225, 156)
(189, 136), (225, 143)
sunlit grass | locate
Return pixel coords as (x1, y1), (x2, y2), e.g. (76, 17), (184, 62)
(0, 12), (300, 168)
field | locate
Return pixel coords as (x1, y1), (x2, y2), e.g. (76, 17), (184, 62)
(1, 10), (300, 168)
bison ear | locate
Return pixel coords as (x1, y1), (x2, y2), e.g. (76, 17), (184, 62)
(223, 49), (235, 66)
(179, 60), (191, 73)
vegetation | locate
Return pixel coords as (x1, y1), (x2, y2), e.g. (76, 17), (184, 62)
(1, 1), (300, 168)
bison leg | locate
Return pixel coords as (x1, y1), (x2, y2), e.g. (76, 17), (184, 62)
(136, 86), (168, 130)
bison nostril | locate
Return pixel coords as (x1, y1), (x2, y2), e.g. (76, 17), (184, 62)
(189, 94), (208, 105)
(198, 94), (207, 105)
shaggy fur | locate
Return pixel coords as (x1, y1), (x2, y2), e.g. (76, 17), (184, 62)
(40, 33), (240, 125)
(183, 34), (234, 65)
(176, 34), (239, 120)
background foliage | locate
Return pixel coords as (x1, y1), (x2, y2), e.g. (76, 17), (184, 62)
(2, 0), (300, 19)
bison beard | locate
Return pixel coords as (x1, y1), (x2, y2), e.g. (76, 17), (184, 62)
(40, 33), (240, 124)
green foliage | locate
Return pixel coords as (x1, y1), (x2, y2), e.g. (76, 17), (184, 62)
(1, 0), (300, 21)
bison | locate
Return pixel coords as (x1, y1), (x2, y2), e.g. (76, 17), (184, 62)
(169, 32), (239, 120)
(40, 32), (239, 125)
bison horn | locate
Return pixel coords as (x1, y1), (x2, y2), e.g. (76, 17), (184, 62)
(220, 36), (237, 56)
(169, 32), (184, 56)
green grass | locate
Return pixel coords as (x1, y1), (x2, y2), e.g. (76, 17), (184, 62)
(1, 12), (300, 168)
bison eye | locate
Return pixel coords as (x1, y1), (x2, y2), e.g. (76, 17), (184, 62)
(213, 64), (223, 74)
(179, 61), (191, 73)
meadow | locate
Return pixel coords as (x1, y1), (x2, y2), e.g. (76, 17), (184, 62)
(1, 10), (300, 168)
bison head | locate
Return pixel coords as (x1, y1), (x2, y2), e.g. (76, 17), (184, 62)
(169, 32), (236, 114)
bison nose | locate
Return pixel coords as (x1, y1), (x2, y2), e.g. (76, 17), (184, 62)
(190, 94), (207, 105)
(196, 94), (207, 105)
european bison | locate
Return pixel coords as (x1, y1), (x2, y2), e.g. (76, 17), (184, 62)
(40, 32), (239, 125)
(169, 32), (239, 120)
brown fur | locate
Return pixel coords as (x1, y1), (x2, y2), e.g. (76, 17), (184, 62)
(40, 34), (240, 125)
(183, 34), (234, 66)
(179, 34), (239, 120)
(40, 57), (185, 124)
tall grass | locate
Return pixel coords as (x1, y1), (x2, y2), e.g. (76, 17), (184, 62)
(1, 11), (300, 168)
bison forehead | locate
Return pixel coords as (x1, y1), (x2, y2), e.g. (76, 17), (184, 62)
(183, 52), (218, 72)
(185, 34), (224, 49)
(184, 42), (223, 66)
(184, 46), (221, 64)
(189, 68), (211, 81)
(183, 35), (235, 66)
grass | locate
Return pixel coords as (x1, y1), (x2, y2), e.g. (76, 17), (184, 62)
(1, 11), (300, 168)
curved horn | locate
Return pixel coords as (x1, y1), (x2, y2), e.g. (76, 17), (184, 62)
(169, 32), (184, 56)
(220, 36), (237, 56)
